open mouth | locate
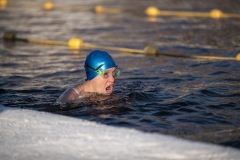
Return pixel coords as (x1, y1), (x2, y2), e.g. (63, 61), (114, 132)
(105, 85), (113, 94)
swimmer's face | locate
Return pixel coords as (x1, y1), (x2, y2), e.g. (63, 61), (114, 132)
(91, 67), (116, 95)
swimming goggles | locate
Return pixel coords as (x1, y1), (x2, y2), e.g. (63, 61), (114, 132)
(85, 64), (121, 79)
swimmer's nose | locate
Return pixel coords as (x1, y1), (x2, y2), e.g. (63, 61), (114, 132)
(108, 74), (115, 82)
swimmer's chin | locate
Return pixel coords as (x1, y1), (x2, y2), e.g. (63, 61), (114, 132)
(101, 90), (113, 95)
(104, 89), (113, 95)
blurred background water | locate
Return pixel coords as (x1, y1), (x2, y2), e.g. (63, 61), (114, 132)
(0, 0), (240, 149)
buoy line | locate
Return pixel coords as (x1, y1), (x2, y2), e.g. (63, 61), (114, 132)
(2, 32), (240, 61)
(1, 1), (240, 18)
(0, 0), (121, 13)
(145, 6), (240, 19)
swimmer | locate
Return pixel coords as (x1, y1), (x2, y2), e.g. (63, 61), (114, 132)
(57, 50), (120, 103)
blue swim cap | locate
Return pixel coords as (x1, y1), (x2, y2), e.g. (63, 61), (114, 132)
(85, 50), (116, 80)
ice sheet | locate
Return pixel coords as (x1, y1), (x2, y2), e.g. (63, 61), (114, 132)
(0, 104), (239, 160)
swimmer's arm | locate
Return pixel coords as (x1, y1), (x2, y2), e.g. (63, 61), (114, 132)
(57, 88), (81, 103)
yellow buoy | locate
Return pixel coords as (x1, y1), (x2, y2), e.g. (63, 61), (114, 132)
(68, 38), (83, 49)
(43, 1), (54, 10)
(144, 45), (160, 55)
(210, 9), (223, 19)
(0, 0), (7, 8)
(3, 32), (16, 41)
(236, 53), (240, 61)
(95, 5), (104, 13)
(145, 6), (160, 16)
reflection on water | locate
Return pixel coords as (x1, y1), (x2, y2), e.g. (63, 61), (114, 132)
(1, 0), (240, 149)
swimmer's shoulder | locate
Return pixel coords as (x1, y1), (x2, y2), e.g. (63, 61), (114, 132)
(73, 82), (93, 98)
(73, 82), (90, 97)
(56, 88), (79, 103)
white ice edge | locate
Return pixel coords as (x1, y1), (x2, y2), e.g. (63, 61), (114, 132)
(0, 104), (239, 160)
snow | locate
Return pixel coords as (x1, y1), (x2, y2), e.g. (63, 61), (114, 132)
(0, 104), (239, 160)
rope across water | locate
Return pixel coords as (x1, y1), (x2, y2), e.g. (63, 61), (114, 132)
(3, 32), (240, 61)
(1, 0), (240, 18)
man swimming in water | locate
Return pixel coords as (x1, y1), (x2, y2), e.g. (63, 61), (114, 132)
(57, 50), (120, 103)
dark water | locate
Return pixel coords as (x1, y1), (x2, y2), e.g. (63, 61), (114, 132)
(1, 0), (240, 149)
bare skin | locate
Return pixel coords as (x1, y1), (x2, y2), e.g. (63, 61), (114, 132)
(57, 67), (116, 103)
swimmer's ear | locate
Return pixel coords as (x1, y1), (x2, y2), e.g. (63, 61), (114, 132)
(96, 70), (103, 75)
